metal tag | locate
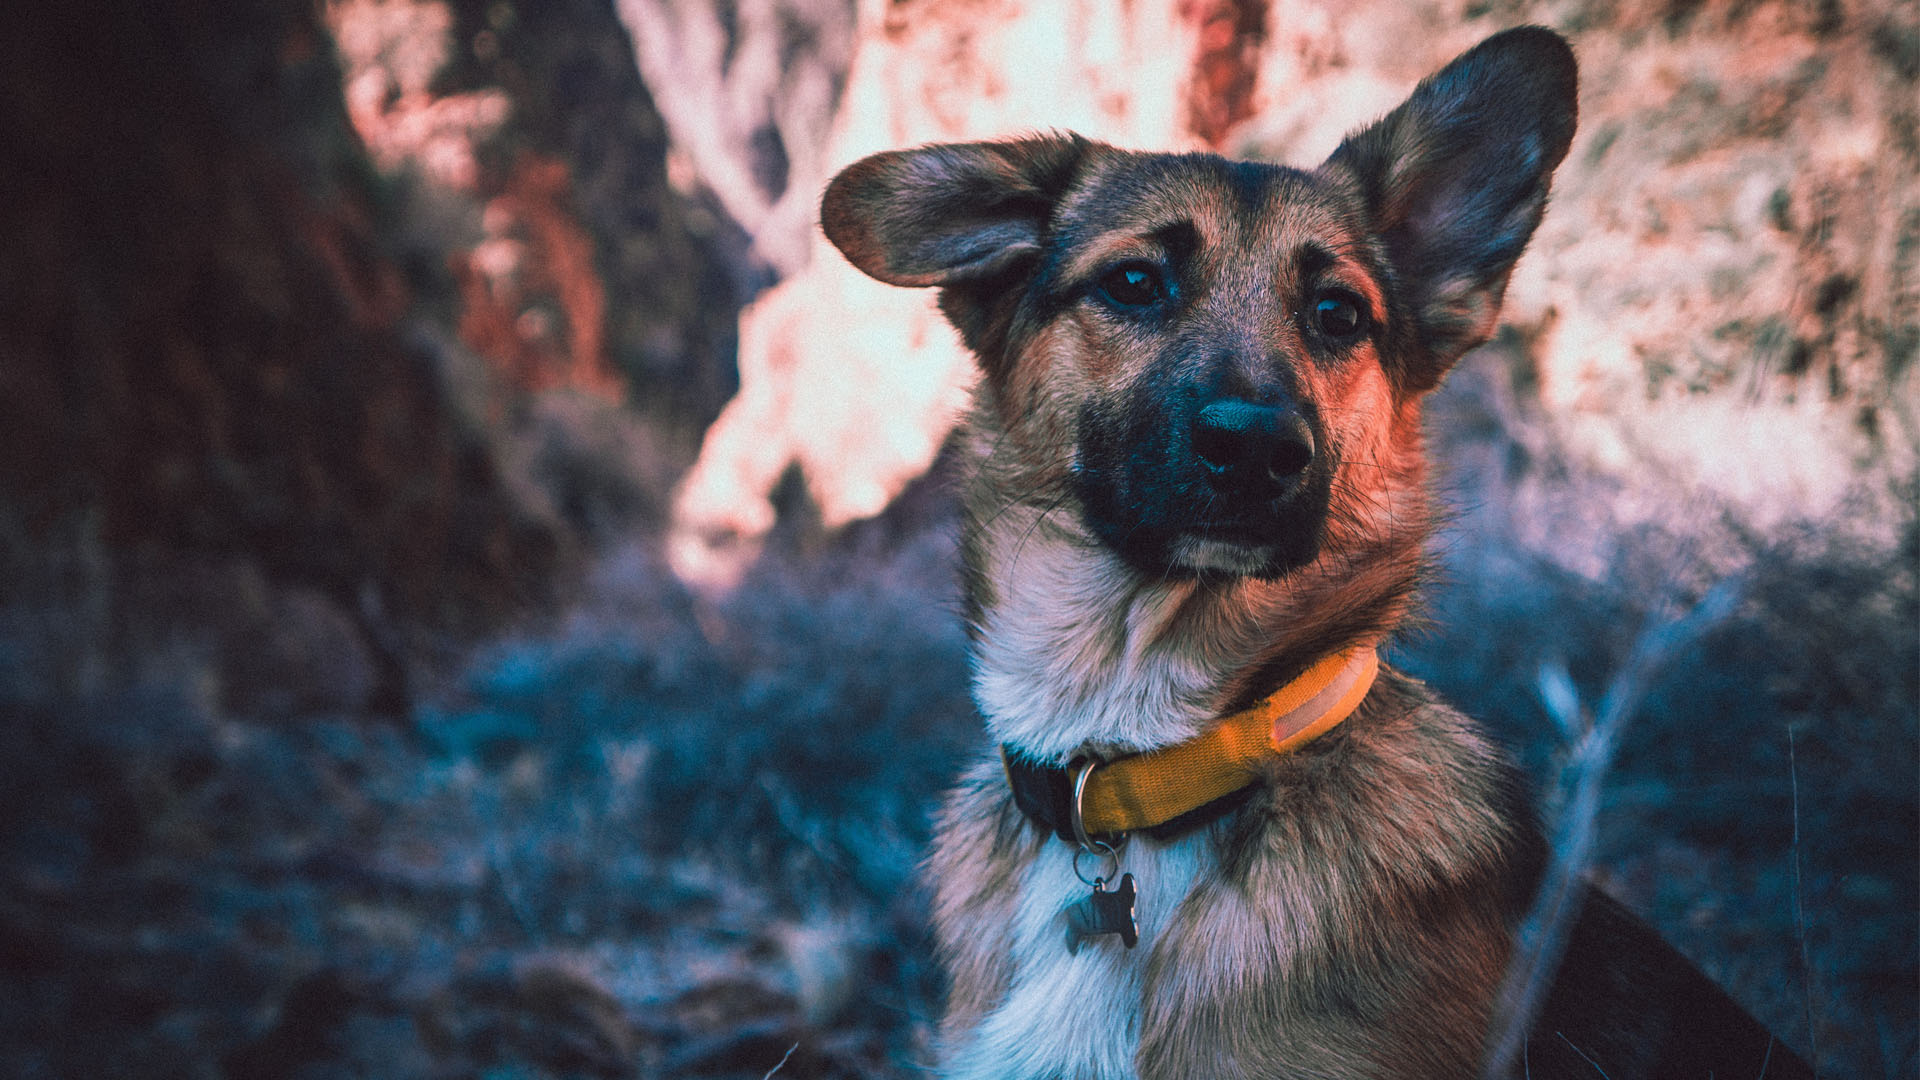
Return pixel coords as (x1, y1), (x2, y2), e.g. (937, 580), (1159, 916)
(1063, 872), (1138, 953)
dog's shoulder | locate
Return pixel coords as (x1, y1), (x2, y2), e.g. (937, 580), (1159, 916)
(1263, 665), (1543, 878)
(1132, 670), (1543, 1078)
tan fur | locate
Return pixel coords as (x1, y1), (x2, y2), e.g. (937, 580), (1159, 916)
(1134, 679), (1523, 1077)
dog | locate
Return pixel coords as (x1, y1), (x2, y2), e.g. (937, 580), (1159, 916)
(821, 26), (1813, 1079)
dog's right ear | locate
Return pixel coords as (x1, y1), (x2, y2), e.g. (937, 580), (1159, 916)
(1323, 27), (1577, 389)
(821, 134), (1089, 288)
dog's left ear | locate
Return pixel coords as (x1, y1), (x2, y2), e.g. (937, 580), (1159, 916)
(821, 134), (1090, 288)
(1323, 27), (1577, 389)
(822, 134), (1093, 359)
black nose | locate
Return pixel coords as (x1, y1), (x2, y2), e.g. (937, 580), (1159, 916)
(1192, 399), (1315, 488)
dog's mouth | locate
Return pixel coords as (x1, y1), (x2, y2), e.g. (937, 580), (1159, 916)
(1179, 493), (1330, 576)
(1073, 461), (1332, 581)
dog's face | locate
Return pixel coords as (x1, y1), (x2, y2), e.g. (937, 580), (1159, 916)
(1003, 157), (1393, 579)
(824, 29), (1576, 583)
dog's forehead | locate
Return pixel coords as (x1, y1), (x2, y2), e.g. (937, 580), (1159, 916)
(1051, 152), (1358, 271)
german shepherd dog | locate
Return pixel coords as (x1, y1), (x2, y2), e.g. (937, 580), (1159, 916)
(823, 27), (1812, 1080)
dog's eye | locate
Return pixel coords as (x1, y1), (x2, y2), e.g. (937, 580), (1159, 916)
(1097, 263), (1165, 308)
(1312, 290), (1368, 341)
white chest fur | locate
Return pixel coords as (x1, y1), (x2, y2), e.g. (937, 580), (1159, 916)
(945, 832), (1210, 1080)
(952, 522), (1280, 1076)
(971, 528), (1276, 761)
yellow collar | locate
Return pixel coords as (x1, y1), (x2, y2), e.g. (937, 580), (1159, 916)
(1004, 645), (1380, 839)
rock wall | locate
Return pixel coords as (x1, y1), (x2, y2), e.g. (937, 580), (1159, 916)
(640, 0), (1916, 587)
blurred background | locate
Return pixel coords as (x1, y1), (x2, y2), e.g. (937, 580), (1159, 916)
(0, 0), (1913, 1076)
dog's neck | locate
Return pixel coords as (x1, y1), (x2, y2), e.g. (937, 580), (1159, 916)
(958, 428), (1427, 765)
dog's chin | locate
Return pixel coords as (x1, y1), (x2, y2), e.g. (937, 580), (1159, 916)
(1170, 536), (1283, 577)
(1163, 531), (1323, 582)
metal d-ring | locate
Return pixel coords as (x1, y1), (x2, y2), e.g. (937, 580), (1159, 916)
(1068, 756), (1127, 887)
(1069, 757), (1104, 852)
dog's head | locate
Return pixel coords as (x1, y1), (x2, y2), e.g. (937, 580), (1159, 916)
(823, 27), (1576, 582)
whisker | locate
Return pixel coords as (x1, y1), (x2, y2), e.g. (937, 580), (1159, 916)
(1006, 489), (1075, 575)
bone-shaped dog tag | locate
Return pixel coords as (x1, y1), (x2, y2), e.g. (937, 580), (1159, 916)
(1063, 873), (1138, 954)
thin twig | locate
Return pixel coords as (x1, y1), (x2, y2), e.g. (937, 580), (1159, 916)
(1788, 726), (1821, 1077)
(762, 1041), (800, 1078)
(1557, 1031), (1613, 1078)
(1480, 579), (1744, 1078)
(489, 842), (541, 939)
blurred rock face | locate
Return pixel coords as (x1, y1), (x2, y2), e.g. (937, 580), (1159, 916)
(641, 0), (1915, 587)
(0, 0), (747, 714)
(328, 0), (614, 399)
(324, 0), (744, 428)
(1443, 2), (1908, 542)
(0, 0), (568, 712)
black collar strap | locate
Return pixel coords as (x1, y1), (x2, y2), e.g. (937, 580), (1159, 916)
(1000, 746), (1258, 844)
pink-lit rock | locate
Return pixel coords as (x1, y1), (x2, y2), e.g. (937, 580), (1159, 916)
(652, 0), (1914, 586)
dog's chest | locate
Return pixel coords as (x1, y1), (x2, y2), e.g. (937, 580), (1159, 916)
(946, 833), (1209, 1080)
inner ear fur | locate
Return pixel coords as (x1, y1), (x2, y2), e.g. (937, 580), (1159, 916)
(820, 134), (1090, 288)
(1323, 26), (1578, 387)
